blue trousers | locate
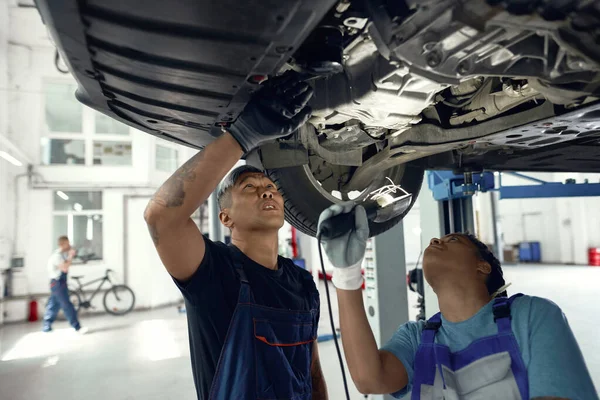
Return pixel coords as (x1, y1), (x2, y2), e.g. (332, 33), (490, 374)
(42, 277), (80, 331)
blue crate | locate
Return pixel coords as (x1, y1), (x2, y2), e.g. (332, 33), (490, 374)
(519, 243), (532, 262)
(519, 242), (541, 262)
(530, 242), (541, 262)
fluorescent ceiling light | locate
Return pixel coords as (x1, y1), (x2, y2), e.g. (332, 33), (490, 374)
(73, 203), (83, 212)
(0, 151), (23, 167)
(56, 191), (69, 200)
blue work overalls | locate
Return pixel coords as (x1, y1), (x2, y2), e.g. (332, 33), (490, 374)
(208, 246), (320, 400)
(411, 294), (529, 400)
(43, 271), (81, 332)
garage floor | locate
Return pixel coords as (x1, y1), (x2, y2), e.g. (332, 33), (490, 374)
(0, 264), (598, 400)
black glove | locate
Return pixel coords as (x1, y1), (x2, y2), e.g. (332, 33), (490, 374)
(228, 72), (313, 153)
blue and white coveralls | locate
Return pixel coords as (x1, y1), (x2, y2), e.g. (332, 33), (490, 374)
(411, 294), (528, 399)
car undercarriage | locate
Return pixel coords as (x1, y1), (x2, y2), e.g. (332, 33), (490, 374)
(36, 0), (600, 236)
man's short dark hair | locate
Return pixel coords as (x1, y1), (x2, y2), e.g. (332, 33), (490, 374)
(462, 233), (507, 297)
(217, 165), (265, 210)
(58, 235), (69, 242)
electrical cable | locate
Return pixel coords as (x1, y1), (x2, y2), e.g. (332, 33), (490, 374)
(317, 233), (351, 400)
(54, 49), (69, 74)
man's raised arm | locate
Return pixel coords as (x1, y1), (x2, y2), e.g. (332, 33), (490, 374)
(143, 73), (313, 281)
(144, 134), (243, 281)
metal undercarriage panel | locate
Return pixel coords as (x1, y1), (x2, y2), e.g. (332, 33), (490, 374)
(457, 135), (600, 172)
(36, 0), (600, 174)
(430, 102), (600, 173)
(376, 0), (600, 86)
(36, 0), (338, 148)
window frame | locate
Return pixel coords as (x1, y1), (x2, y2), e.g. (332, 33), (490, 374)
(155, 142), (180, 173)
(42, 79), (133, 167)
(52, 190), (104, 263)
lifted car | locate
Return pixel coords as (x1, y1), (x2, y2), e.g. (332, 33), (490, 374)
(36, 0), (600, 237)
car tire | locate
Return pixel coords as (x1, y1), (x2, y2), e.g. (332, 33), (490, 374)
(266, 162), (424, 237)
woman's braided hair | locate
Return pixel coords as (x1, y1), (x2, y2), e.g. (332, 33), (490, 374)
(462, 233), (507, 298)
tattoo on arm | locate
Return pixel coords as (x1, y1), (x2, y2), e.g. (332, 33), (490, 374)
(150, 152), (204, 208)
(145, 152), (205, 246)
(311, 353), (328, 400)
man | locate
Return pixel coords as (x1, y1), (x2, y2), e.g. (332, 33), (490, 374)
(144, 73), (327, 400)
(42, 236), (86, 334)
(318, 203), (598, 400)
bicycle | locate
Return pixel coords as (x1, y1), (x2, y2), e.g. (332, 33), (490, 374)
(68, 269), (136, 316)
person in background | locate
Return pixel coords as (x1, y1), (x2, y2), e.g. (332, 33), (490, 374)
(42, 235), (87, 334)
(318, 203), (597, 400)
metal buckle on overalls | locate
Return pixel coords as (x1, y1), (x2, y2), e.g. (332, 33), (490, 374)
(237, 268), (250, 284)
(424, 321), (442, 331)
(493, 304), (511, 321)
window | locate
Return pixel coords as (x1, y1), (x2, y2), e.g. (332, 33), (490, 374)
(42, 81), (132, 166)
(93, 141), (133, 165)
(44, 82), (82, 133)
(95, 113), (130, 135)
(155, 144), (179, 172)
(41, 138), (85, 165)
(191, 201), (209, 233)
(52, 191), (103, 262)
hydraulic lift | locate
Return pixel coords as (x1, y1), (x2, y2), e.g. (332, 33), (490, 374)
(429, 170), (600, 201)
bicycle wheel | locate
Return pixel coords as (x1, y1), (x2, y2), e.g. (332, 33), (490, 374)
(103, 285), (135, 316)
(69, 290), (82, 313)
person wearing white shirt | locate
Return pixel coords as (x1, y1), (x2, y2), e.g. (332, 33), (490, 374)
(42, 236), (86, 333)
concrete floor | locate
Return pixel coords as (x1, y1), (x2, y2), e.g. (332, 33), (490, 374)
(0, 264), (598, 399)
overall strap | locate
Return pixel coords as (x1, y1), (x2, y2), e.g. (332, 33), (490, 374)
(420, 313), (449, 390)
(492, 293), (523, 333)
(226, 244), (255, 304)
(298, 263), (320, 312)
(228, 245), (250, 284)
(421, 313), (442, 344)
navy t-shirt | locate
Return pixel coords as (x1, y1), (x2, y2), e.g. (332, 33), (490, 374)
(174, 237), (319, 400)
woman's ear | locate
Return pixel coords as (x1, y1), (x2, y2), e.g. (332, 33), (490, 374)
(477, 260), (492, 276)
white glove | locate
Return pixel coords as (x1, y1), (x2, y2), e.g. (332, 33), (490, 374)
(331, 262), (364, 291)
(317, 202), (369, 291)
